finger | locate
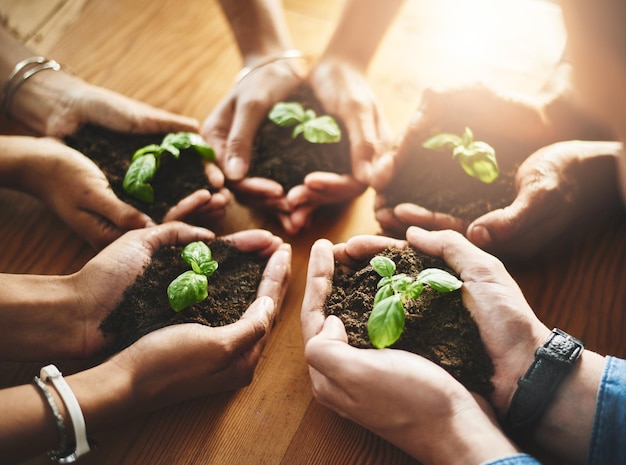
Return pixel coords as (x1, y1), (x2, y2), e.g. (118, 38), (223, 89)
(140, 221), (215, 251)
(394, 203), (467, 232)
(201, 95), (234, 165)
(342, 234), (406, 262)
(218, 229), (281, 255)
(231, 177), (284, 199)
(221, 99), (267, 180)
(161, 190), (212, 223)
(256, 244), (292, 317)
(232, 295), (276, 346)
(405, 226), (502, 278)
(301, 239), (335, 343)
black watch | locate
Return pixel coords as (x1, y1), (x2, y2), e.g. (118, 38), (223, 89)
(505, 328), (584, 440)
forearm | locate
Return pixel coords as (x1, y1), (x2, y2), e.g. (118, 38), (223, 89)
(0, 273), (82, 360)
(217, 0), (294, 64)
(533, 350), (605, 464)
(0, 361), (134, 463)
(320, 0), (406, 71)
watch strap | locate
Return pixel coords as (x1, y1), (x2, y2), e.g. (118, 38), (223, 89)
(506, 328), (584, 439)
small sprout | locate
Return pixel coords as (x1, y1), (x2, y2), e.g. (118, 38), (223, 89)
(123, 132), (216, 203)
(167, 241), (218, 312)
(268, 102), (341, 144)
(422, 127), (499, 184)
(367, 255), (462, 349)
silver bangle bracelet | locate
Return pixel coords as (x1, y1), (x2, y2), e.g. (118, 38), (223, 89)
(234, 49), (305, 85)
(2, 56), (61, 118)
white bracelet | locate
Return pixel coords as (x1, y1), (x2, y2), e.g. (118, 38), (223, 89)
(234, 49), (305, 85)
(40, 364), (90, 463)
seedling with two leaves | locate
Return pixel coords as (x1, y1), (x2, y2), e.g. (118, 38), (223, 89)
(367, 255), (463, 349)
(422, 127), (499, 184)
(268, 102), (341, 144)
(167, 241), (218, 312)
(123, 132), (215, 203)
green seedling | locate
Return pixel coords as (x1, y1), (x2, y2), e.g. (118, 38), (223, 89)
(268, 101), (341, 144)
(367, 255), (462, 349)
(422, 127), (499, 184)
(123, 132), (216, 203)
(167, 241), (218, 312)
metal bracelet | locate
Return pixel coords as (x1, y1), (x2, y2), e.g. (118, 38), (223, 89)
(2, 56), (61, 117)
(234, 49), (305, 85)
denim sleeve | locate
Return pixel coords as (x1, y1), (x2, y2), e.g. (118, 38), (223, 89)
(588, 356), (626, 465)
(481, 454), (541, 465)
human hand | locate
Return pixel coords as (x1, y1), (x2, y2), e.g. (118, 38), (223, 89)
(465, 140), (622, 258)
(404, 227), (552, 417)
(11, 70), (198, 137)
(104, 232), (291, 404)
(301, 238), (519, 464)
(69, 222), (215, 357)
(308, 57), (392, 184)
(201, 60), (303, 182)
(9, 136), (156, 249)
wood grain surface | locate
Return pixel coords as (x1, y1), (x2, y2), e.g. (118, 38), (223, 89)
(0, 1), (623, 464)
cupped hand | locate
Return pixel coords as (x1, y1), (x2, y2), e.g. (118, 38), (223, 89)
(13, 70), (199, 137)
(69, 222), (215, 357)
(105, 231), (291, 405)
(16, 137), (156, 249)
(465, 140), (622, 258)
(301, 238), (518, 464)
(405, 227), (551, 417)
(308, 57), (392, 184)
(201, 60), (303, 181)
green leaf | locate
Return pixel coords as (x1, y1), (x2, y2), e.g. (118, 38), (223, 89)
(390, 274), (412, 293)
(187, 133), (216, 161)
(370, 255), (396, 278)
(405, 281), (424, 300)
(422, 133), (462, 151)
(368, 294), (405, 349)
(416, 268), (463, 292)
(373, 284), (394, 306)
(461, 126), (474, 146)
(457, 141), (499, 184)
(269, 102), (306, 127)
(122, 154), (157, 203)
(167, 270), (208, 312)
(161, 142), (182, 158)
(132, 144), (162, 161)
(302, 115), (341, 144)
(181, 241), (218, 277)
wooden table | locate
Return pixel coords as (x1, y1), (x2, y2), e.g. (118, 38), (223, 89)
(0, 1), (624, 464)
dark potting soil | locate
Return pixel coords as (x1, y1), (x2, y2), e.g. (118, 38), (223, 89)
(324, 246), (494, 398)
(99, 239), (268, 356)
(64, 124), (213, 222)
(380, 132), (526, 221)
(247, 84), (352, 192)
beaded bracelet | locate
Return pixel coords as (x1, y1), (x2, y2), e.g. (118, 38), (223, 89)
(32, 375), (68, 460)
(234, 49), (305, 85)
(1, 55), (61, 117)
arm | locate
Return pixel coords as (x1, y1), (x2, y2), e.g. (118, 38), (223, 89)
(301, 238), (520, 465)
(405, 226), (606, 464)
(0, 25), (198, 137)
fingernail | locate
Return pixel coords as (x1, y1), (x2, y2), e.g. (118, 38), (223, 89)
(226, 156), (247, 180)
(470, 225), (492, 247)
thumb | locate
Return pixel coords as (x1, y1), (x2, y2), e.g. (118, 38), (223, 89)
(318, 315), (349, 344)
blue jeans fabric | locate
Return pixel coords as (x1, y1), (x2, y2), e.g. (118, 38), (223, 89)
(484, 356), (626, 465)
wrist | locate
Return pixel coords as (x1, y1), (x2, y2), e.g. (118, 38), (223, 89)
(417, 404), (519, 465)
(0, 274), (83, 359)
